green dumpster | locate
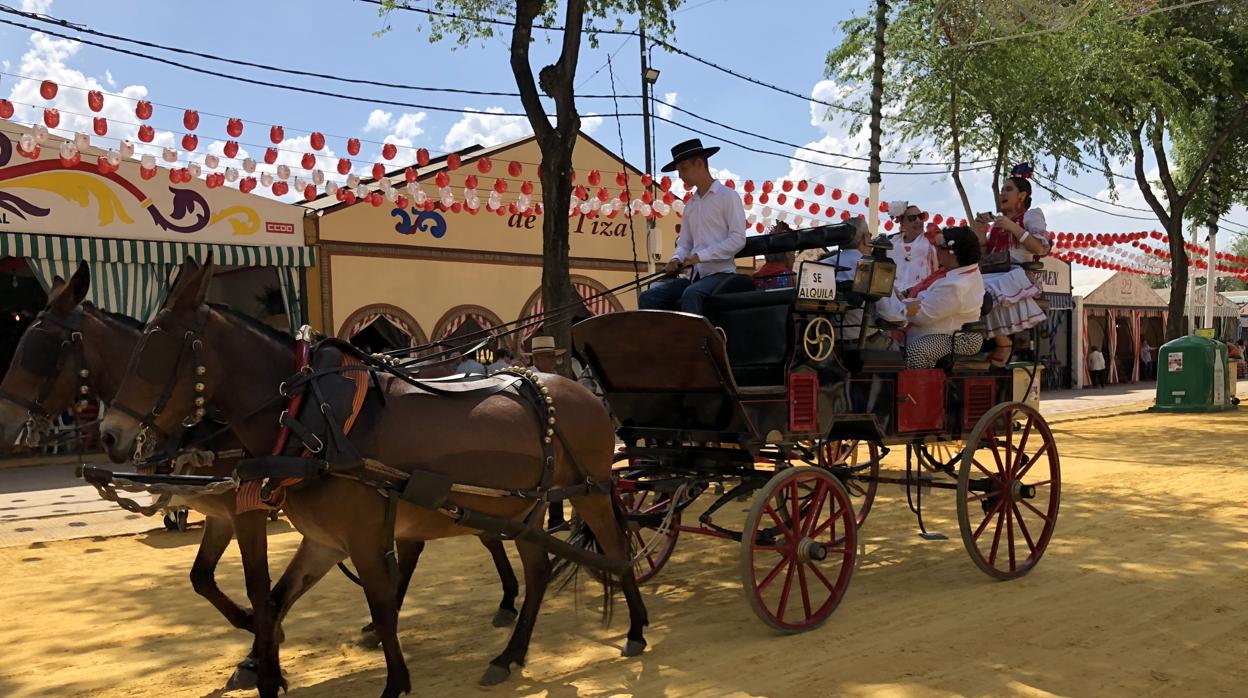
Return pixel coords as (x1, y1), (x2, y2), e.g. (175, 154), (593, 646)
(1153, 335), (1234, 412)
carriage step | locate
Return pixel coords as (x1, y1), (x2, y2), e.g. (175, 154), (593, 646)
(918, 532), (948, 541)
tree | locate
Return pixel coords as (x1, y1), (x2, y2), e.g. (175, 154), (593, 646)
(380, 1), (682, 361)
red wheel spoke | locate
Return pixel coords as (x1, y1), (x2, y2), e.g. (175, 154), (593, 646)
(811, 505), (841, 539)
(789, 481), (802, 532)
(1027, 479), (1053, 488)
(965, 491), (991, 503)
(971, 499), (1003, 541)
(1003, 415), (1015, 478)
(801, 483), (829, 537)
(1016, 442), (1050, 480)
(1013, 416), (1034, 474)
(972, 457), (996, 478)
(987, 430), (1006, 474)
(1011, 502), (1036, 555)
(797, 561), (813, 619)
(807, 561), (837, 594)
(1006, 504), (1016, 572)
(764, 502), (794, 540)
(757, 555), (788, 592)
(777, 560), (796, 620)
(988, 506), (1006, 566)
(1020, 498), (1051, 523)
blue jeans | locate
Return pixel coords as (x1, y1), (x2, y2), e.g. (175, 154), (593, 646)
(638, 273), (729, 315)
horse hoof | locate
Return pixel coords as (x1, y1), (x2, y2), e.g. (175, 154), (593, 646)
(491, 607), (518, 628)
(359, 628), (382, 649)
(622, 639), (647, 657)
(226, 664), (258, 691)
(478, 664), (512, 686)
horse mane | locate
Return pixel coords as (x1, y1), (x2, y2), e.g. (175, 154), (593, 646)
(209, 303), (295, 348)
(78, 302), (143, 332)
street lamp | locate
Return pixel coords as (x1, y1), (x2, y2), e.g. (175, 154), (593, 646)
(643, 67), (660, 85)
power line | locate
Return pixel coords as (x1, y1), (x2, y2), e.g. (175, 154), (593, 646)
(0, 3), (638, 101)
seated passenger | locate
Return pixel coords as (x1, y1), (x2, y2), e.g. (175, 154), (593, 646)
(903, 226), (986, 369)
(638, 138), (747, 315)
(970, 164), (1050, 366)
(754, 222), (795, 290)
(886, 200), (940, 295)
(825, 218), (905, 347)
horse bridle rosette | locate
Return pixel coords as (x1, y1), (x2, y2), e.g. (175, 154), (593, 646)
(0, 310), (91, 448)
(110, 309), (210, 463)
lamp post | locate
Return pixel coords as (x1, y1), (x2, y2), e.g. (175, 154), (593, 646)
(640, 28), (659, 274)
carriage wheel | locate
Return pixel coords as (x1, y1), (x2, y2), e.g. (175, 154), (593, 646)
(918, 438), (964, 471)
(615, 476), (684, 585)
(740, 467), (857, 633)
(819, 439), (880, 531)
(957, 402), (1060, 580)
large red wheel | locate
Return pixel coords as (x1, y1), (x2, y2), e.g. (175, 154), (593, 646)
(957, 402), (1060, 580)
(740, 467), (857, 633)
(615, 475), (683, 585)
(820, 439), (880, 531)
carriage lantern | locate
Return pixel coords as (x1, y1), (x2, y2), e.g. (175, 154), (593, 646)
(851, 235), (897, 299)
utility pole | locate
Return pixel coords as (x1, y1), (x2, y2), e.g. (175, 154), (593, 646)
(867, 0), (887, 236)
(639, 24), (656, 274)
(1204, 95), (1226, 336)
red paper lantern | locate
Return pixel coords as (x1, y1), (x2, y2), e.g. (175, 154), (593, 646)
(382, 143), (397, 160)
(782, 180), (793, 192)
(310, 131), (325, 151)
(337, 158), (351, 175)
(884, 220), (894, 231)
(87, 90), (104, 113)
(343, 189), (356, 205)
(831, 188), (842, 200)
(641, 174), (653, 187)
(367, 191), (382, 207)
(933, 214), (943, 225)
(847, 192), (859, 205)
(616, 172), (628, 187)
(641, 189), (652, 204)
(744, 193), (754, 206)
(140, 165), (157, 181)
(508, 161), (522, 178)
(168, 167), (180, 183)
(345, 137), (361, 156)
(879, 201), (888, 213)
(43, 108), (59, 128)
(452, 201), (463, 214)
(814, 183), (826, 196)
(372, 162), (385, 180)
(797, 180), (809, 192)
(809, 203), (820, 215)
(93, 117), (107, 136)
(270, 125), (284, 144)
(663, 191), (675, 205)
(795, 198), (804, 209)
(138, 124), (154, 143)
(223, 140), (239, 158)
(759, 193), (770, 205)
(416, 148), (429, 166)
(522, 181), (534, 196)
(405, 167), (416, 183)
(777, 194), (787, 206)
(762, 180), (774, 194)
(0, 100), (12, 119)
(493, 178), (507, 194)
(396, 195), (409, 210)
(755, 223), (765, 233)
(264, 147), (277, 164)
(725, 180), (736, 189)
(465, 174), (478, 189)
(182, 134), (199, 151)
(477, 157), (492, 173)
(447, 153), (461, 170)
(272, 181), (289, 197)
(435, 171), (449, 188)
(301, 153), (316, 170)
(227, 118), (244, 137)
(136, 100), (153, 120)
(183, 110), (199, 131)
(840, 211), (851, 221)
(39, 80), (57, 100)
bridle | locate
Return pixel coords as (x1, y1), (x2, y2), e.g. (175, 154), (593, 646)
(108, 306), (211, 463)
(0, 309), (92, 448)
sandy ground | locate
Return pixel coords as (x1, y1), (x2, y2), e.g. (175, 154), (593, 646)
(2, 409), (1247, 698)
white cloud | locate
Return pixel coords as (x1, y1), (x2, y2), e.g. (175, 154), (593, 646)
(441, 107), (602, 152)
(103, 69), (115, 87)
(710, 166), (741, 183)
(657, 92), (677, 120)
(364, 109), (393, 133)
(20, 0), (54, 13)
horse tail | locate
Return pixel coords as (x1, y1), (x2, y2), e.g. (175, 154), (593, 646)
(550, 487), (631, 626)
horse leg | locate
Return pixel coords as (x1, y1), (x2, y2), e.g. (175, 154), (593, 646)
(361, 538), (424, 648)
(227, 509), (286, 697)
(480, 539), (551, 686)
(480, 535), (520, 627)
(349, 543), (411, 698)
(188, 515), (252, 631)
(571, 493), (649, 657)
(270, 537), (346, 638)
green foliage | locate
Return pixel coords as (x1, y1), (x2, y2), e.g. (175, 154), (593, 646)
(376, 1), (682, 45)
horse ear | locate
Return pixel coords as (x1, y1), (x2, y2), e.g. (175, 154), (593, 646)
(47, 269), (81, 314)
(68, 261), (91, 305)
(171, 253), (214, 310)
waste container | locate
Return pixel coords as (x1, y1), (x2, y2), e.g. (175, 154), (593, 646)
(1153, 335), (1234, 412)
(1011, 364), (1043, 410)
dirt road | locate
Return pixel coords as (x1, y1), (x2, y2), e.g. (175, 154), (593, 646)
(2, 409), (1246, 697)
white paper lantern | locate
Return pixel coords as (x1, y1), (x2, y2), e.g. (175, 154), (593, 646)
(120, 140), (135, 160)
(355, 185), (368, 199)
(242, 157), (257, 174)
(385, 188), (398, 203)
(106, 149), (122, 167)
(640, 203), (652, 217)
(794, 215), (804, 227)
(440, 190), (454, 208)
(276, 164), (291, 181)
(260, 172), (274, 187)
(673, 199), (685, 214)
(162, 147), (178, 163)
(187, 162), (201, 179)
(762, 206), (773, 219)
(74, 132), (90, 150)
(58, 141), (76, 160)
(346, 174), (361, 189)
(224, 167), (239, 183)
(325, 181), (339, 197)
(141, 154), (156, 169)
(578, 201), (592, 215)
(205, 154), (220, 170)
(312, 169), (325, 186)
(467, 195), (480, 209)
(32, 125), (49, 143)
(294, 177), (306, 191)
(488, 191), (501, 209)
(601, 203), (615, 216)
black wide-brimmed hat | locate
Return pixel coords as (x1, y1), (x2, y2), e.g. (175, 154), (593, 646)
(661, 138), (720, 173)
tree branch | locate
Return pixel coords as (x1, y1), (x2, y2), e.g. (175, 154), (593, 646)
(1175, 100), (1248, 210)
(1129, 123), (1172, 228)
(509, 0), (553, 142)
(1149, 109), (1180, 207)
(552, 0), (586, 133)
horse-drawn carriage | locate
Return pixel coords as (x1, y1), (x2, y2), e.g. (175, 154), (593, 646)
(573, 222), (1060, 632)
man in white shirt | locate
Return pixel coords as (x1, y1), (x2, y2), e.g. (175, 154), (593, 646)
(886, 200), (939, 295)
(638, 139), (747, 315)
(1087, 347), (1107, 388)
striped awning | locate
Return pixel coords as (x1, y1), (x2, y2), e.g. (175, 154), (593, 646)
(0, 231), (315, 267)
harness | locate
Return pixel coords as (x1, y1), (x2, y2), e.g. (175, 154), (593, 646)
(0, 309), (92, 448)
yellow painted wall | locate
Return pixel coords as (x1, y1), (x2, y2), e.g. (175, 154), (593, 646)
(329, 254), (643, 338)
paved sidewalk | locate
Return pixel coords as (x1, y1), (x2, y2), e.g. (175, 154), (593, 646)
(1041, 379), (1247, 419)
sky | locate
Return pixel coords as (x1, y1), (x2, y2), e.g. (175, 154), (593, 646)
(2, 0), (1247, 289)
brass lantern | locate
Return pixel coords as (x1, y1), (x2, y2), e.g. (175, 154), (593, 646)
(851, 236), (897, 299)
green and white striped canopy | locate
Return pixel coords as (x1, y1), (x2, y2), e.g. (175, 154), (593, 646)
(0, 231), (315, 267)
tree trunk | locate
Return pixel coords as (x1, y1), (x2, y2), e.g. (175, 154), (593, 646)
(949, 86), (973, 221)
(538, 137), (578, 371)
(990, 129), (1008, 206)
(1166, 219), (1189, 341)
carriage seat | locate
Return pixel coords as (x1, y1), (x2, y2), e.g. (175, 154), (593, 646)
(712, 273), (757, 296)
(703, 286), (796, 386)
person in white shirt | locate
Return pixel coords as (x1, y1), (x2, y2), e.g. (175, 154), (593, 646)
(903, 227), (987, 368)
(455, 351), (486, 376)
(886, 201), (939, 295)
(639, 139), (747, 315)
(1087, 347), (1107, 388)
(1139, 340), (1154, 381)
(486, 347), (517, 374)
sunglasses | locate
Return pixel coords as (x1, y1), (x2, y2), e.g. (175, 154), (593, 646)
(895, 213), (924, 222)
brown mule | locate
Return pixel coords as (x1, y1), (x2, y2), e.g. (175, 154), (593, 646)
(99, 257), (648, 698)
(0, 264), (520, 689)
